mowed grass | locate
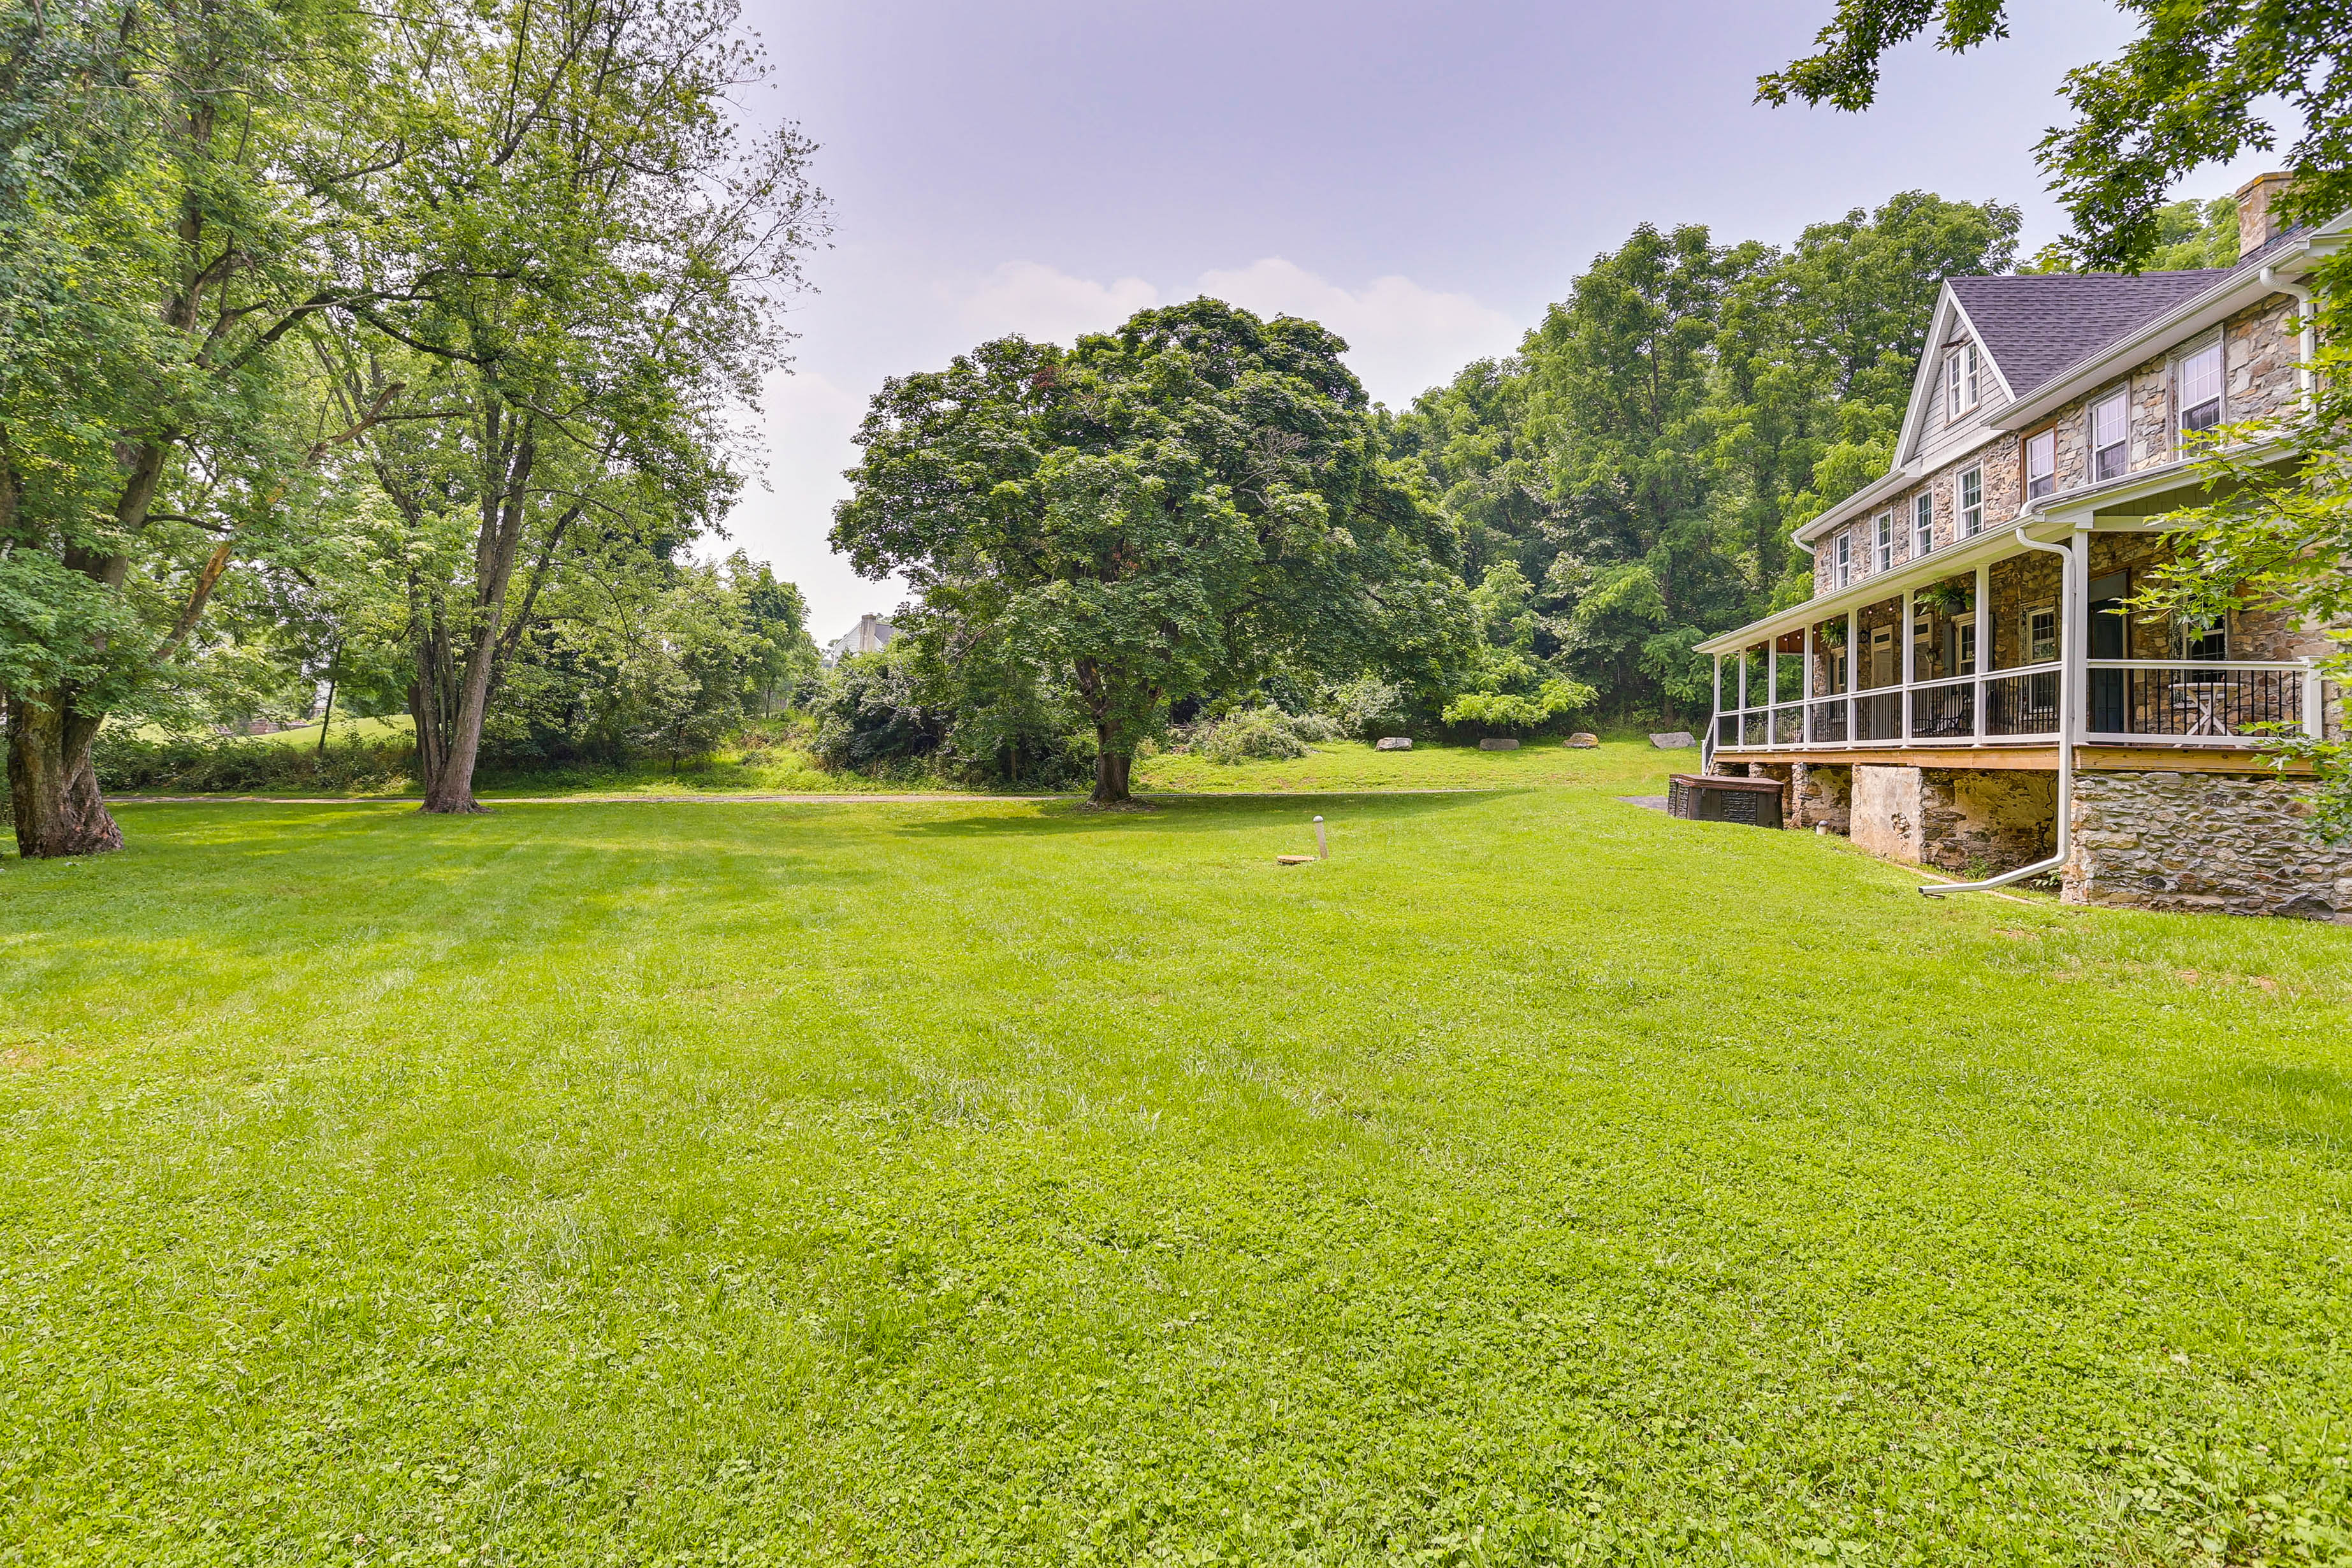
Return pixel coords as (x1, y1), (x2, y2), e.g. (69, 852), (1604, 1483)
(3, 776), (2350, 1565)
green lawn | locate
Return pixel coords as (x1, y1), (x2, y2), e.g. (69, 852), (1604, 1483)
(4, 771), (2349, 1564)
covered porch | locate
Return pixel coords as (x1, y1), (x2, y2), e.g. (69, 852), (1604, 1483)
(1702, 521), (2332, 765)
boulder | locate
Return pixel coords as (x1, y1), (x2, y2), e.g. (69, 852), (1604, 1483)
(1478, 737), (1520, 751)
(1374, 736), (1412, 751)
(1565, 732), (1601, 749)
(1649, 731), (1697, 750)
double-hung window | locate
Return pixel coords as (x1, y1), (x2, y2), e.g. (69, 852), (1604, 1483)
(1913, 492), (1934, 556)
(1945, 342), (1980, 420)
(2092, 389), (2130, 481)
(2026, 429), (2056, 499)
(1834, 534), (1852, 589)
(2177, 340), (2223, 441)
(1874, 511), (1894, 572)
(1957, 465), (1984, 537)
(2028, 607), (2058, 664)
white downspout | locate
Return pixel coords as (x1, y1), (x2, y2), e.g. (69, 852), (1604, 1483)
(2260, 265), (2316, 401)
(1922, 526), (2081, 897)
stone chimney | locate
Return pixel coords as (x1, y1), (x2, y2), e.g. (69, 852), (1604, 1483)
(2235, 171), (2292, 261)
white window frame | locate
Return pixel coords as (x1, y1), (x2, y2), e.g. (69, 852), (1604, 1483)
(1958, 465), (1983, 537)
(1944, 342), (1980, 419)
(1835, 534), (1852, 589)
(2026, 429), (2056, 499)
(2026, 605), (2058, 665)
(2175, 337), (2224, 445)
(2091, 388), (2130, 481)
(1874, 511), (1894, 572)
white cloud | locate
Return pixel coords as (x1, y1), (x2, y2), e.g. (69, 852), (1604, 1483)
(944, 261), (1161, 347)
(1193, 258), (1520, 407)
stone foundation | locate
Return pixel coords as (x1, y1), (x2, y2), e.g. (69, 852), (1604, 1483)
(2065, 770), (2352, 920)
(1792, 763), (1851, 833)
(1852, 764), (2057, 875)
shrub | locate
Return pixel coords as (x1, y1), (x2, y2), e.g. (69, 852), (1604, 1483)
(91, 729), (417, 795)
(1322, 677), (1409, 740)
(1197, 707), (1315, 764)
(809, 651), (948, 772)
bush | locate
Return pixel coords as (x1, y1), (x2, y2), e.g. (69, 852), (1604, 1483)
(91, 729), (417, 795)
(809, 652), (948, 773)
(1196, 706), (1319, 764)
(1322, 677), (1409, 740)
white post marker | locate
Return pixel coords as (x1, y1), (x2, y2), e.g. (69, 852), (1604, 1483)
(1314, 815), (1328, 859)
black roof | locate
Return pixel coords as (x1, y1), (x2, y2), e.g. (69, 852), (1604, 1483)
(1947, 270), (2234, 398)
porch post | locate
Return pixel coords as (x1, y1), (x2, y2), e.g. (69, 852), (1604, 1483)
(1973, 560), (1990, 741)
(1845, 606), (1858, 743)
(1803, 626), (1817, 746)
(1903, 586), (1917, 738)
(2304, 658), (2325, 741)
(1711, 653), (1723, 744)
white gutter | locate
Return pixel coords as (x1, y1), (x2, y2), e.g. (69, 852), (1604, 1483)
(2260, 265), (2317, 400)
(1921, 526), (2081, 898)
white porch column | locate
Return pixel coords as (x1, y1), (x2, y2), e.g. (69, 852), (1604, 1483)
(1902, 586), (1917, 738)
(1803, 625), (1817, 745)
(1973, 560), (1990, 740)
(1845, 607), (1859, 741)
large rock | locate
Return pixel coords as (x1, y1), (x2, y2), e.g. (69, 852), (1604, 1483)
(1374, 736), (1412, 751)
(1478, 737), (1520, 751)
(1565, 732), (1600, 749)
(1649, 731), (1696, 750)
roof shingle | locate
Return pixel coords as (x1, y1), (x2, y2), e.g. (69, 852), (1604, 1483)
(1947, 270), (2232, 398)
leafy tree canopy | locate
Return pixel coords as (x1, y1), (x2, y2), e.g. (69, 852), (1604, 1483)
(832, 299), (1476, 803)
(1757, 0), (2351, 269)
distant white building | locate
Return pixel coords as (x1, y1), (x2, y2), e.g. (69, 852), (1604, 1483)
(824, 613), (897, 665)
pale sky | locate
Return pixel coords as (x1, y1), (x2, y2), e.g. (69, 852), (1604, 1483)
(720, 0), (2280, 642)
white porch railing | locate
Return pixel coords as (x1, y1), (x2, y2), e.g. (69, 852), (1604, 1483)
(1712, 658), (2327, 754)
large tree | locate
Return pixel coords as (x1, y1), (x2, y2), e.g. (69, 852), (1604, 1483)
(331, 0), (823, 814)
(831, 300), (1474, 804)
(0, 0), (403, 855)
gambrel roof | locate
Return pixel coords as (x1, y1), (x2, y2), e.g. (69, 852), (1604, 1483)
(1944, 270), (2232, 399)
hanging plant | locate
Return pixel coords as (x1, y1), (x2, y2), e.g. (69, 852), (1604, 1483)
(1917, 583), (1973, 618)
(1817, 619), (1848, 650)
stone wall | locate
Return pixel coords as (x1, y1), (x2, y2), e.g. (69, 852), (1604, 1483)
(1792, 762), (1851, 832)
(1851, 764), (2057, 874)
(1810, 293), (2304, 599)
(2065, 770), (2352, 919)
(1920, 768), (2058, 874)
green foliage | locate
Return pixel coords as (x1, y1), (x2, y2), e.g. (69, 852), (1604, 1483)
(5, 783), (2351, 1560)
(1759, 0), (2352, 269)
(832, 299), (1477, 801)
(90, 728), (415, 795)
(1320, 675), (1411, 741)
(808, 649), (949, 774)
(1191, 706), (1347, 765)
(1389, 194), (2014, 722)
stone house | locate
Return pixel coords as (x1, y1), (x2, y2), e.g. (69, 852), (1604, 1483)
(1697, 175), (2351, 919)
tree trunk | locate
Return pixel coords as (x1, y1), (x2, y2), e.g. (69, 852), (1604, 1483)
(1090, 733), (1132, 805)
(8, 693), (122, 858)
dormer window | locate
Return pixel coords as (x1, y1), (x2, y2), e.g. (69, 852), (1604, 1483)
(2026, 429), (2056, 499)
(2177, 340), (2223, 440)
(2092, 389), (2130, 481)
(1945, 342), (1980, 419)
